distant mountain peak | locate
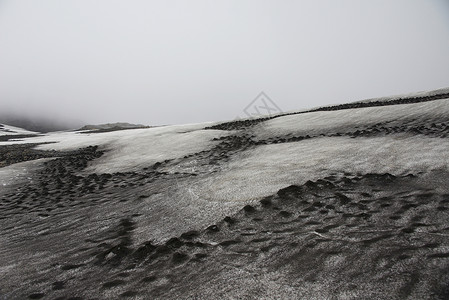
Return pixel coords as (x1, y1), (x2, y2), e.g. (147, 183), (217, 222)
(77, 122), (150, 133)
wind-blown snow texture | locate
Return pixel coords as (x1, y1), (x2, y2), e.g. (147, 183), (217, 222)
(1, 88), (449, 299)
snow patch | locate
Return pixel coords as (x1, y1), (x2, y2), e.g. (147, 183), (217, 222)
(357, 86), (449, 104)
(0, 158), (52, 187)
(1, 122), (229, 173)
(0, 124), (38, 136)
(254, 98), (449, 139)
(84, 127), (229, 173)
(189, 135), (449, 202)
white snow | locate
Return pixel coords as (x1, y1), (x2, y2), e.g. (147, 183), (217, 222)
(82, 127), (230, 173)
(186, 97), (449, 203)
(1, 122), (231, 173)
(0, 158), (52, 187)
(253, 98), (449, 139)
(235, 87), (449, 121)
(1, 88), (449, 202)
(188, 135), (449, 203)
(356, 86), (449, 104)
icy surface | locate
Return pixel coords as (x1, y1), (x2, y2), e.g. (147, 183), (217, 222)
(253, 98), (449, 139)
(1, 89), (448, 175)
(357, 86), (449, 103)
(1, 91), (449, 200)
(2, 123), (230, 173)
(82, 127), (229, 173)
(190, 135), (449, 202)
(0, 158), (51, 187)
(1, 87), (449, 299)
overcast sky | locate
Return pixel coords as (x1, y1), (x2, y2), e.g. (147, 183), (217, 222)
(0, 0), (449, 126)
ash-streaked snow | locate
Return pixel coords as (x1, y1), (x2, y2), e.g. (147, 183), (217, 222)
(1, 87), (449, 299)
(0, 123), (37, 136)
(0, 158), (50, 187)
(356, 86), (449, 104)
(253, 97), (449, 139)
(3, 94), (448, 203)
(2, 123), (230, 173)
(191, 135), (449, 202)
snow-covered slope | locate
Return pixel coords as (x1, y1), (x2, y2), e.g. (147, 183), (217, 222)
(1, 87), (449, 299)
(1, 123), (230, 173)
(79, 122), (147, 130)
(357, 86), (449, 104)
(0, 123), (38, 136)
(3, 93), (448, 199)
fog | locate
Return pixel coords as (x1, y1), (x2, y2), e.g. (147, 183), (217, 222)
(1, 0), (449, 127)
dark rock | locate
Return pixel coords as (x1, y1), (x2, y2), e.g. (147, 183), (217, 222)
(277, 185), (302, 199)
(335, 192), (351, 205)
(206, 225), (220, 232)
(223, 216), (236, 225)
(180, 231), (200, 240)
(243, 205), (256, 213)
(172, 252), (189, 264)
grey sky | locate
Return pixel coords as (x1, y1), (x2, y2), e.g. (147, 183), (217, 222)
(0, 0), (448, 126)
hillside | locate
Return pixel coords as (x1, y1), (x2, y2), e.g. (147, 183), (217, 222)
(1, 88), (449, 299)
(77, 123), (150, 133)
(0, 114), (81, 133)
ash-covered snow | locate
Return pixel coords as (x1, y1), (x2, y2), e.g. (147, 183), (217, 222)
(1, 91), (448, 176)
(0, 159), (50, 187)
(190, 135), (449, 202)
(2, 123), (231, 173)
(4, 95), (448, 202)
(253, 97), (449, 139)
(1, 87), (449, 299)
(356, 86), (449, 104)
(81, 127), (230, 173)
